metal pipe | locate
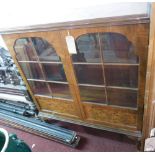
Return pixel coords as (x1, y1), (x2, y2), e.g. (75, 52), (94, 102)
(0, 109), (80, 147)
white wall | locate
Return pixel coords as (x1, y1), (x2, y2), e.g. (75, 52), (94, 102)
(0, 36), (8, 50)
(0, 1), (149, 29)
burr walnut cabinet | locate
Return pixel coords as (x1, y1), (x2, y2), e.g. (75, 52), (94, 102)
(1, 15), (149, 138)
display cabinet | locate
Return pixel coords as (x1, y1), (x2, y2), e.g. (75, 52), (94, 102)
(1, 15), (149, 137)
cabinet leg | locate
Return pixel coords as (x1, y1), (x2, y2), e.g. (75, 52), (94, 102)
(126, 135), (142, 151)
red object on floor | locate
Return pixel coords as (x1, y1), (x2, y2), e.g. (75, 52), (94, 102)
(0, 121), (137, 152)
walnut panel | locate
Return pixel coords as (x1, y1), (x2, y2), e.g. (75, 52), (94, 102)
(83, 103), (137, 127)
(35, 96), (78, 117)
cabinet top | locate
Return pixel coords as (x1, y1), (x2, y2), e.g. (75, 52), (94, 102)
(0, 14), (149, 35)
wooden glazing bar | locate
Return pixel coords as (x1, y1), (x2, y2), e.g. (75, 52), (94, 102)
(104, 63), (139, 66)
(27, 79), (69, 84)
(19, 61), (62, 64)
(78, 83), (105, 87)
(73, 62), (102, 65)
(98, 32), (109, 104)
(28, 38), (54, 96)
(27, 79), (46, 82)
(106, 86), (138, 91)
(34, 94), (73, 101)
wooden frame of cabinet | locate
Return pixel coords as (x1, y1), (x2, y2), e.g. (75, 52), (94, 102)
(0, 14), (149, 138)
(141, 3), (155, 149)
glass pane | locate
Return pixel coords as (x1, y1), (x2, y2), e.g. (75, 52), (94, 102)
(19, 63), (44, 79)
(14, 37), (61, 62)
(100, 33), (139, 63)
(28, 81), (51, 96)
(14, 38), (38, 61)
(42, 63), (67, 82)
(107, 88), (137, 108)
(79, 86), (106, 103)
(49, 83), (72, 99)
(72, 33), (101, 63)
(31, 37), (61, 62)
(74, 64), (104, 85)
(105, 65), (138, 88)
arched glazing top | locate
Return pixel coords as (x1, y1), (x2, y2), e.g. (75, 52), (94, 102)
(72, 32), (139, 64)
(14, 37), (60, 62)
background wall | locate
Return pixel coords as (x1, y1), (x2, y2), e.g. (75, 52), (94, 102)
(0, 1), (150, 29)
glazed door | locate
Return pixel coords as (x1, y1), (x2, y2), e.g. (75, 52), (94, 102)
(61, 24), (149, 132)
(6, 31), (84, 119)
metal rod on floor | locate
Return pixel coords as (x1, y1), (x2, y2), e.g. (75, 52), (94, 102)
(0, 109), (80, 147)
